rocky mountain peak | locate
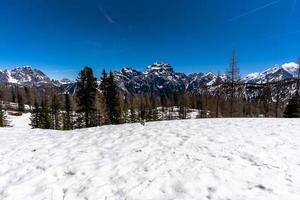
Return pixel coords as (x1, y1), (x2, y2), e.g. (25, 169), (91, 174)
(145, 62), (174, 75)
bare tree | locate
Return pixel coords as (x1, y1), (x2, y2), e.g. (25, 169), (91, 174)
(226, 50), (240, 117)
(214, 73), (222, 118)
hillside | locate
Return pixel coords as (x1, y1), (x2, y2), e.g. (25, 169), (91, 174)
(0, 115), (300, 199)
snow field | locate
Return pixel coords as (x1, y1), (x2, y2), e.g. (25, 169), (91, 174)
(0, 117), (300, 199)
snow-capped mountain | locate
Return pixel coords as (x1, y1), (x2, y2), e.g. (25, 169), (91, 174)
(187, 72), (219, 91)
(0, 62), (298, 96)
(0, 66), (52, 86)
(115, 62), (190, 95)
(242, 62), (299, 84)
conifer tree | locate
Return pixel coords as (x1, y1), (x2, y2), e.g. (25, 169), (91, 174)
(122, 96), (129, 123)
(100, 69), (108, 96)
(24, 87), (32, 110)
(63, 93), (73, 130)
(0, 100), (5, 127)
(40, 97), (51, 129)
(30, 99), (40, 128)
(11, 87), (16, 103)
(17, 93), (25, 112)
(284, 97), (300, 118)
(76, 67), (98, 128)
(129, 97), (137, 123)
(99, 69), (109, 124)
(100, 70), (121, 124)
(130, 105), (136, 123)
(51, 95), (61, 130)
(108, 71), (122, 124)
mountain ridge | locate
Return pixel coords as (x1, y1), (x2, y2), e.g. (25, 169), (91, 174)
(0, 61), (298, 95)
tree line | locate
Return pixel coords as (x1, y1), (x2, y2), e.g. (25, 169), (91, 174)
(29, 67), (122, 129)
(0, 52), (300, 128)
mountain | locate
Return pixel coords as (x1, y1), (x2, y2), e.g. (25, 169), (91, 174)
(0, 62), (298, 96)
(0, 66), (53, 87)
(114, 62), (189, 95)
(242, 62), (299, 84)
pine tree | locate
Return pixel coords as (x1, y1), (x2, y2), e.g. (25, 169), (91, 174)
(100, 70), (121, 124)
(30, 99), (40, 128)
(76, 67), (98, 128)
(40, 97), (51, 129)
(63, 93), (73, 130)
(100, 69), (108, 96)
(284, 96), (300, 118)
(51, 95), (61, 130)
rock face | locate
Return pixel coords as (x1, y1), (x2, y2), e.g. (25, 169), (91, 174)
(0, 66), (52, 86)
(114, 62), (189, 95)
(0, 62), (299, 96)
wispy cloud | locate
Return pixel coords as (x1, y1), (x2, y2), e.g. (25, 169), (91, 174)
(229, 0), (281, 21)
(98, 5), (117, 24)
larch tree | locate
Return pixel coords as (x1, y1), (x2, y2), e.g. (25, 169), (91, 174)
(226, 50), (240, 117)
(17, 92), (25, 112)
(63, 93), (73, 130)
(0, 93), (5, 127)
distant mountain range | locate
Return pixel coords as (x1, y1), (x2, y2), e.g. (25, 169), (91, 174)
(0, 62), (299, 95)
(242, 62), (299, 84)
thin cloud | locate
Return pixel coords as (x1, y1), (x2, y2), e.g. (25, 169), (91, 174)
(229, 0), (281, 21)
(98, 5), (117, 24)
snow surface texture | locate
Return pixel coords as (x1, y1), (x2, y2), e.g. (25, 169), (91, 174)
(0, 116), (300, 200)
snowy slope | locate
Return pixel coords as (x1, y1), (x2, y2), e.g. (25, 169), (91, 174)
(242, 62), (299, 84)
(1, 117), (300, 200)
(7, 113), (31, 129)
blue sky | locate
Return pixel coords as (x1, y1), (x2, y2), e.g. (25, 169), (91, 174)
(0, 0), (299, 79)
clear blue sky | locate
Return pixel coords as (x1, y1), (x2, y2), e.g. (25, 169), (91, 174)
(0, 0), (299, 79)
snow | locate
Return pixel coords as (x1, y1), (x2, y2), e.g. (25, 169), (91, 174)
(7, 70), (18, 84)
(244, 72), (260, 80)
(0, 116), (300, 200)
(282, 62), (299, 77)
(7, 112), (31, 129)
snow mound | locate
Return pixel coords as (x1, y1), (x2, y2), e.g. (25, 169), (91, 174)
(0, 119), (300, 199)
